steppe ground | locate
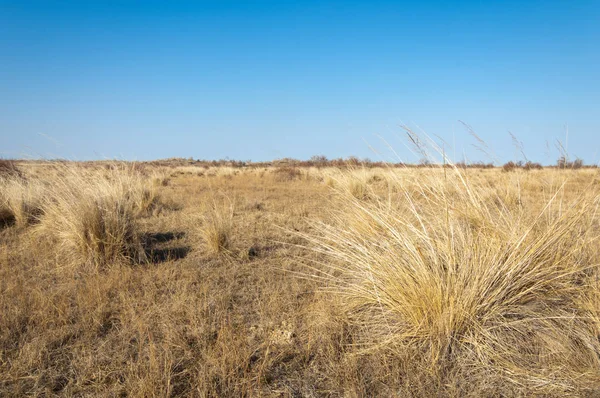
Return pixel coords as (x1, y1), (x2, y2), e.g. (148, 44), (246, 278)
(3, 160), (600, 397)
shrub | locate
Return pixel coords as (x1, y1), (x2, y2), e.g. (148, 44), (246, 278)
(501, 161), (518, 172)
(310, 155), (328, 168)
(523, 161), (543, 171)
(557, 156), (584, 169)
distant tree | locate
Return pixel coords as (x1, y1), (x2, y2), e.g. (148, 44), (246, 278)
(502, 161), (518, 172)
(523, 161), (543, 171)
(310, 155), (328, 168)
(419, 158), (431, 167)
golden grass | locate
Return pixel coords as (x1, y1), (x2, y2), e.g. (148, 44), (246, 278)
(2, 161), (600, 396)
(33, 164), (153, 272)
(303, 167), (600, 391)
(0, 175), (44, 228)
(198, 198), (234, 255)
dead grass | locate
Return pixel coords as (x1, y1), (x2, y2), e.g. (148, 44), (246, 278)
(0, 159), (24, 179)
(273, 166), (303, 182)
(198, 197), (234, 255)
(299, 163), (600, 394)
(33, 164), (152, 272)
(2, 161), (600, 396)
(0, 176), (44, 228)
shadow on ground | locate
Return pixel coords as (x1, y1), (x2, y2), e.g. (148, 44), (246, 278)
(142, 231), (190, 263)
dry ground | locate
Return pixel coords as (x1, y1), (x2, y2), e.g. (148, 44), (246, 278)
(2, 162), (600, 397)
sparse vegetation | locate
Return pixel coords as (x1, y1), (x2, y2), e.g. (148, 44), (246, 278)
(2, 159), (600, 396)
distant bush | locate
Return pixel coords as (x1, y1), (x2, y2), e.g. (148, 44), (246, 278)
(502, 161), (543, 172)
(502, 161), (518, 172)
(309, 155), (328, 168)
(523, 161), (543, 171)
(128, 156), (568, 170)
(557, 156), (585, 169)
(273, 166), (302, 182)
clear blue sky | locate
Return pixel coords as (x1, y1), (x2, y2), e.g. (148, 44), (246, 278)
(1, 1), (599, 163)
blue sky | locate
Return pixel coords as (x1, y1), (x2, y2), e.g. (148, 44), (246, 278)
(1, 1), (599, 163)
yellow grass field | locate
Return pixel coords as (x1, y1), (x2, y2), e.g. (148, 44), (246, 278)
(2, 160), (600, 396)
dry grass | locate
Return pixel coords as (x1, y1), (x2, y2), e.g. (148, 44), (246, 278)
(33, 164), (153, 272)
(0, 159), (24, 179)
(2, 161), (600, 396)
(302, 166), (600, 394)
(197, 198), (234, 255)
(0, 176), (44, 228)
(273, 166), (303, 182)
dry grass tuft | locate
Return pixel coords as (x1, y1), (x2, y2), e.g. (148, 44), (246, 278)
(0, 159), (24, 179)
(34, 164), (150, 271)
(336, 171), (371, 200)
(346, 179), (369, 200)
(199, 199), (234, 255)
(5, 159), (600, 396)
(0, 176), (45, 227)
(303, 166), (600, 393)
(151, 169), (171, 187)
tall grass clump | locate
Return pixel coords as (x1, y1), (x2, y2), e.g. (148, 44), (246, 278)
(304, 153), (600, 393)
(109, 163), (161, 216)
(36, 164), (152, 271)
(0, 159), (43, 227)
(0, 175), (44, 227)
(199, 199), (234, 255)
(334, 169), (372, 200)
(0, 159), (24, 179)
